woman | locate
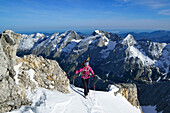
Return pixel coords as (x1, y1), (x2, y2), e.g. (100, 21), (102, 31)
(75, 60), (95, 99)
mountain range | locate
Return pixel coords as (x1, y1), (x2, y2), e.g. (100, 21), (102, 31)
(17, 30), (170, 85)
(119, 30), (170, 43)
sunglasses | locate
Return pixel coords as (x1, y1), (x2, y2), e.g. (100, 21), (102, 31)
(84, 62), (89, 65)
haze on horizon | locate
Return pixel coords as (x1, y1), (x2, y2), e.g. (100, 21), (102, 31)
(0, 0), (170, 33)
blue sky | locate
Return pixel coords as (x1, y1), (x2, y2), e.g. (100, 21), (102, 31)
(0, 0), (170, 32)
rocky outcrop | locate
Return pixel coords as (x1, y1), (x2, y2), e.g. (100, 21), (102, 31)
(0, 30), (70, 113)
(114, 83), (141, 108)
(0, 30), (29, 113)
(137, 82), (170, 113)
(15, 54), (69, 94)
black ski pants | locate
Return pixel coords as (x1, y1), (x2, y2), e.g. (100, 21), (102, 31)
(81, 78), (90, 96)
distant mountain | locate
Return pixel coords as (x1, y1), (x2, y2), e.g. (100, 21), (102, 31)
(17, 30), (170, 84)
(119, 30), (170, 43)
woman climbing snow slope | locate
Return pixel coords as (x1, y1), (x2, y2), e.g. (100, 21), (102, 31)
(75, 60), (95, 99)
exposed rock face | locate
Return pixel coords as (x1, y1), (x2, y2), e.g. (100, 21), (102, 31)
(137, 82), (170, 113)
(0, 30), (29, 113)
(114, 83), (141, 108)
(15, 54), (69, 94)
(0, 30), (70, 113)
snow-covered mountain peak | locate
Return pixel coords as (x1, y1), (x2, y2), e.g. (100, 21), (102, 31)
(122, 34), (137, 46)
(35, 33), (45, 38)
(126, 46), (155, 66)
(94, 30), (103, 35)
(98, 35), (110, 47)
(60, 30), (81, 40)
(60, 30), (71, 37)
(50, 32), (60, 39)
(92, 30), (109, 36)
(155, 44), (170, 74)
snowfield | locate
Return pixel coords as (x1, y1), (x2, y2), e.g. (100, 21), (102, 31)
(7, 85), (141, 113)
(141, 106), (158, 113)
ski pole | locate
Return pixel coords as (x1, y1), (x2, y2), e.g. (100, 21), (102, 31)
(94, 77), (96, 101)
(94, 83), (95, 101)
(73, 76), (75, 86)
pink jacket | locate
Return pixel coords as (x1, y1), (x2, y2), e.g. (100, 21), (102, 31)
(75, 66), (95, 79)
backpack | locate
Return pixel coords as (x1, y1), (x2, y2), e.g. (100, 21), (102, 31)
(81, 66), (91, 77)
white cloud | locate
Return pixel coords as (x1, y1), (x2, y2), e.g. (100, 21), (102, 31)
(149, 3), (169, 8)
(158, 9), (170, 15)
(114, 0), (170, 9)
(134, 0), (170, 9)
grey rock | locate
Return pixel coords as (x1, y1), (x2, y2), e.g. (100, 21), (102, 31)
(115, 83), (141, 107)
(16, 54), (70, 93)
(0, 30), (30, 113)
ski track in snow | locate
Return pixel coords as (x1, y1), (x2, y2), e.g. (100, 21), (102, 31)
(50, 97), (73, 113)
(75, 87), (104, 113)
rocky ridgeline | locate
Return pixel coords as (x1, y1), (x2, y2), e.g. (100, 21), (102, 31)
(15, 54), (69, 94)
(0, 30), (69, 113)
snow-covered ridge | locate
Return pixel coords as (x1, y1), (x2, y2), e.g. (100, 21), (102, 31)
(126, 46), (155, 66)
(8, 85), (141, 113)
(94, 30), (104, 35)
(78, 35), (97, 48)
(98, 35), (109, 47)
(122, 34), (137, 46)
(18, 33), (46, 51)
(71, 39), (82, 43)
(35, 33), (45, 38)
(154, 44), (170, 74)
(148, 42), (167, 58)
(100, 41), (117, 58)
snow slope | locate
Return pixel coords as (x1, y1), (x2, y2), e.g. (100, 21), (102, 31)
(18, 33), (45, 51)
(7, 85), (141, 113)
(126, 46), (155, 66)
(141, 106), (158, 113)
(100, 41), (117, 59)
(154, 44), (170, 74)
